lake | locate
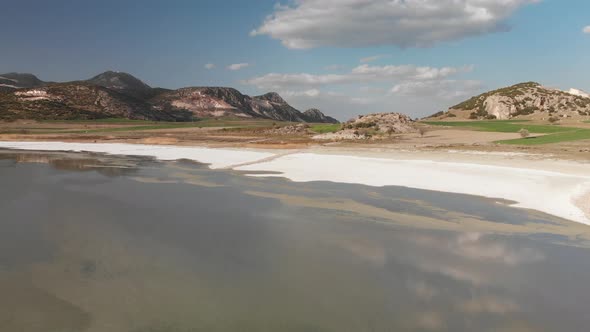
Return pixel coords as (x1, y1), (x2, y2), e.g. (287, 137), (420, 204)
(1, 149), (589, 332)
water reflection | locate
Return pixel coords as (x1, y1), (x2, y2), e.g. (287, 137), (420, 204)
(1, 150), (589, 332)
(0, 150), (145, 177)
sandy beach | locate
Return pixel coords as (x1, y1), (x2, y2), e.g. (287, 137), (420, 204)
(0, 140), (589, 225)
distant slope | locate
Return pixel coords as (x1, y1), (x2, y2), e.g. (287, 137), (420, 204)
(429, 82), (590, 121)
(303, 108), (339, 124)
(0, 83), (190, 121)
(87, 71), (154, 99)
(0, 71), (338, 123)
(152, 88), (338, 123)
(0, 73), (45, 90)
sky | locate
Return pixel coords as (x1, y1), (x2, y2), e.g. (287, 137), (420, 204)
(1, 0), (589, 120)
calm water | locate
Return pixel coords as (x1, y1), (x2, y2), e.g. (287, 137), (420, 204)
(1, 150), (590, 332)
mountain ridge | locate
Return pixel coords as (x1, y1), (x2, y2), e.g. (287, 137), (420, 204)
(0, 71), (338, 123)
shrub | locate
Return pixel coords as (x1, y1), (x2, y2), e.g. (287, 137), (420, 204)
(548, 116), (560, 123)
(418, 127), (428, 137)
(518, 128), (530, 138)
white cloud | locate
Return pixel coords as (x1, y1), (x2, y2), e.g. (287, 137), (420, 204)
(391, 80), (483, 99)
(242, 62), (480, 119)
(204, 63), (216, 69)
(227, 63), (251, 71)
(252, 0), (539, 49)
(584, 26), (590, 34)
(277, 89), (322, 98)
(243, 64), (473, 90)
(360, 55), (387, 63)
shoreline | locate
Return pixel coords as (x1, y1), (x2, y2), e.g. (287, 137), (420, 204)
(1, 140), (589, 225)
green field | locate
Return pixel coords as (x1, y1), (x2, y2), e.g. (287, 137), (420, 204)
(497, 130), (590, 145)
(424, 120), (590, 145)
(310, 123), (341, 134)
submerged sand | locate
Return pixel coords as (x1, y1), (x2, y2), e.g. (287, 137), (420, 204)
(0, 141), (589, 225)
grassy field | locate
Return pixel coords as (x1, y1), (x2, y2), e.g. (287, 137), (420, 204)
(497, 130), (590, 145)
(424, 120), (590, 145)
(35, 118), (280, 134)
(310, 123), (341, 134)
(42, 118), (153, 124)
(423, 120), (578, 133)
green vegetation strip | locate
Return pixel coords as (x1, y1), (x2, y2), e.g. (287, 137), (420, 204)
(310, 123), (341, 134)
(424, 120), (590, 145)
(498, 130), (590, 145)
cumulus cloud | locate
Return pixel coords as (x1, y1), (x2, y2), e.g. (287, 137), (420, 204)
(242, 62), (480, 119)
(204, 63), (216, 69)
(251, 0), (539, 49)
(243, 64), (473, 89)
(391, 80), (483, 99)
(227, 63), (251, 71)
(584, 26), (590, 34)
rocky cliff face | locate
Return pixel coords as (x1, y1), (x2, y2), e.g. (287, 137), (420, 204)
(0, 71), (338, 122)
(440, 82), (590, 120)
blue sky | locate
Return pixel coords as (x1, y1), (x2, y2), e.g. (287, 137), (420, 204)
(1, 0), (589, 119)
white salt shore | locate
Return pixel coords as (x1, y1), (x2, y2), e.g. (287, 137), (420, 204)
(1, 141), (589, 225)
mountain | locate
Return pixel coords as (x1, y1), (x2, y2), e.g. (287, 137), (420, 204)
(151, 88), (338, 123)
(0, 83), (190, 121)
(86, 71), (154, 99)
(303, 108), (339, 124)
(0, 71), (338, 122)
(432, 82), (590, 120)
(0, 73), (45, 91)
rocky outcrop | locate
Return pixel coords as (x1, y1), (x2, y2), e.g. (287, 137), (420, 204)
(443, 82), (590, 120)
(264, 123), (311, 135)
(314, 112), (415, 140)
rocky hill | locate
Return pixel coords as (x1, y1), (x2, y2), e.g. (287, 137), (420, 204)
(314, 112), (415, 140)
(0, 73), (46, 91)
(430, 82), (590, 121)
(0, 83), (190, 121)
(87, 71), (154, 99)
(0, 71), (338, 123)
(303, 108), (339, 124)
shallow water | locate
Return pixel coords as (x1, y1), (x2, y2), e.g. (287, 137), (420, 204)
(1, 150), (590, 332)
